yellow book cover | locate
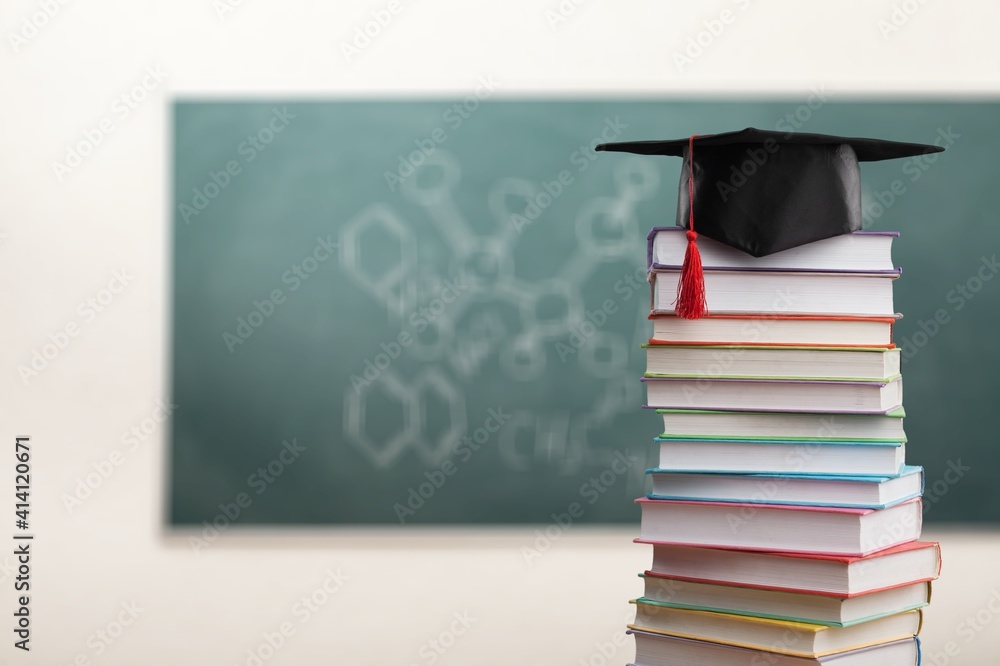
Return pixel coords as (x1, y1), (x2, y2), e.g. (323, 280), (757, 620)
(628, 602), (921, 658)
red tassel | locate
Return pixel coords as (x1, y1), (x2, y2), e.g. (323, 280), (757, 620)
(674, 135), (708, 319)
(675, 230), (707, 319)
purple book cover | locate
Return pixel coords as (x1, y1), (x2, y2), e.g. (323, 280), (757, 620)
(641, 404), (902, 414)
(646, 227), (902, 274)
(625, 630), (920, 663)
(640, 376), (901, 414)
(641, 376), (893, 387)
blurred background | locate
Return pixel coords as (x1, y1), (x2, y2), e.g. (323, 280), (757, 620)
(3, 1), (999, 664)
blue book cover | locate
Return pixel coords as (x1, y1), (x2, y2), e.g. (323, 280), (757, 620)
(645, 466), (923, 509)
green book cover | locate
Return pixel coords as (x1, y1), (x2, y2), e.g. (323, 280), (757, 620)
(633, 596), (928, 629)
(655, 407), (906, 442)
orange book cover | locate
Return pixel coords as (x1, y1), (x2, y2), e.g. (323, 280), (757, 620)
(647, 313), (898, 348)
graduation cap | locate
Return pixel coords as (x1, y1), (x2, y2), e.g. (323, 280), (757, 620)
(596, 128), (945, 319)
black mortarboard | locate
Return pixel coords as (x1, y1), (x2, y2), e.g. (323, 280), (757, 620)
(596, 128), (944, 318)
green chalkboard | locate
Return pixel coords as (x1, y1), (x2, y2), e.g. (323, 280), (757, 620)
(171, 99), (999, 525)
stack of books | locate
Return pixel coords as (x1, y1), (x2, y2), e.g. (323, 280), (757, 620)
(629, 228), (942, 666)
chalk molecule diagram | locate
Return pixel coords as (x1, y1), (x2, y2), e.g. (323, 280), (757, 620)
(341, 149), (661, 469)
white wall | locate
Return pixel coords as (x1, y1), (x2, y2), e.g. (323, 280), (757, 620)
(3, 1), (999, 663)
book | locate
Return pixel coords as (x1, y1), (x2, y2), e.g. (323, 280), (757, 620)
(646, 466), (923, 509)
(629, 605), (922, 658)
(646, 227), (899, 273)
(658, 408), (906, 442)
(655, 438), (905, 476)
(644, 345), (901, 381)
(642, 541), (942, 597)
(642, 376), (903, 414)
(629, 631), (920, 665)
(650, 270), (898, 317)
(639, 576), (930, 627)
(613, 130), (942, 666)
(648, 228), (898, 273)
(655, 437), (906, 476)
(636, 498), (922, 556)
(649, 314), (897, 348)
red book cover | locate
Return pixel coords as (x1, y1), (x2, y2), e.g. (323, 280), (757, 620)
(638, 541), (941, 597)
(648, 313), (898, 348)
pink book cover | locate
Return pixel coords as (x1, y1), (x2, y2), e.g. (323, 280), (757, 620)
(637, 539), (940, 565)
(634, 498), (923, 556)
